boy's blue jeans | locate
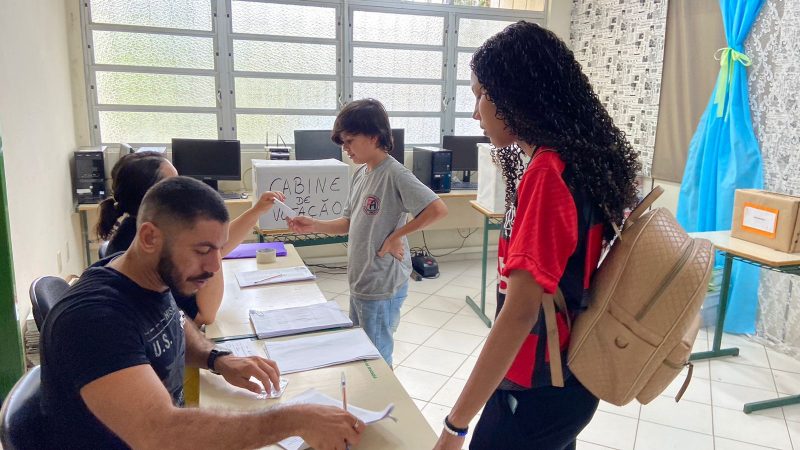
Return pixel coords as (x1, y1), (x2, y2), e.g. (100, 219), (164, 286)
(349, 281), (408, 367)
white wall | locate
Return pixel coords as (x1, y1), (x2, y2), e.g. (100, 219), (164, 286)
(0, 0), (86, 329)
(546, 0), (573, 44)
(642, 177), (681, 214)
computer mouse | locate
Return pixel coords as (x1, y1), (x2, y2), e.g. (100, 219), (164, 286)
(240, 192), (249, 199)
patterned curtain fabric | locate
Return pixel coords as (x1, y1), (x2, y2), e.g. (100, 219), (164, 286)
(676, 0), (766, 334)
(747, 0), (800, 352)
(569, 0), (669, 177)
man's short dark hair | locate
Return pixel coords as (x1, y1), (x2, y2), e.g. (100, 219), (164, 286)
(331, 98), (393, 153)
(138, 176), (229, 229)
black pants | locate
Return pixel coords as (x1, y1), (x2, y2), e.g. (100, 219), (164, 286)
(470, 377), (599, 450)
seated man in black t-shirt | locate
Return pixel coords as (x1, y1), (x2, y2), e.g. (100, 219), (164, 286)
(40, 177), (364, 450)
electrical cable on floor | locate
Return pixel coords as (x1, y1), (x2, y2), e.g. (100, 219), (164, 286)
(421, 228), (478, 258)
(307, 263), (348, 275)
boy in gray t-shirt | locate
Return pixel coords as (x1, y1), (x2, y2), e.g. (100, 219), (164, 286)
(287, 99), (447, 366)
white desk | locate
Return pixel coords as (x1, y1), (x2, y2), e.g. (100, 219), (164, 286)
(689, 230), (800, 414)
(199, 335), (437, 449)
(205, 244), (317, 341)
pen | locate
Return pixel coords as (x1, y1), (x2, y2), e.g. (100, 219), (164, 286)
(341, 372), (347, 412)
(253, 273), (283, 284)
(342, 372), (350, 450)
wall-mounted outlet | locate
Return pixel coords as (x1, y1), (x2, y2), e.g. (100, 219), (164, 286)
(57, 250), (63, 273)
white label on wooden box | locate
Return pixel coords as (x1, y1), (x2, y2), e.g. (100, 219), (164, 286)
(742, 205), (778, 235)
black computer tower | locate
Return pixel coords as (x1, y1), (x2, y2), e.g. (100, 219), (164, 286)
(412, 146), (452, 193)
(73, 147), (108, 204)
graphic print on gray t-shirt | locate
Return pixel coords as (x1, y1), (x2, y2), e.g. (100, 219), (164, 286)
(343, 156), (439, 300)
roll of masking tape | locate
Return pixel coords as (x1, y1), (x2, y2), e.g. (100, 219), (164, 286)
(256, 248), (277, 264)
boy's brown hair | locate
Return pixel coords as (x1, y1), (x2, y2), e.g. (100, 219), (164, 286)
(331, 98), (393, 153)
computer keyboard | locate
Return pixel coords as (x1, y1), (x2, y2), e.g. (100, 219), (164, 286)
(451, 181), (478, 190)
(219, 192), (244, 200)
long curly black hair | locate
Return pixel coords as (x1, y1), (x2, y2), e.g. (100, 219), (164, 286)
(472, 21), (641, 241)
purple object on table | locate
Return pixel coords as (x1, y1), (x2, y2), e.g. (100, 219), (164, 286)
(223, 242), (287, 259)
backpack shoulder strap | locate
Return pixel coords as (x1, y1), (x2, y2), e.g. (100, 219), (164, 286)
(623, 186), (664, 230)
(542, 293), (565, 387)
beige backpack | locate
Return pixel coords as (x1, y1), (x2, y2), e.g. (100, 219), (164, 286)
(543, 186), (714, 406)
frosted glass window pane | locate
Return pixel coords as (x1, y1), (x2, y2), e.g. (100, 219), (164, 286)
(93, 31), (214, 69)
(388, 117), (440, 144)
(231, 2), (335, 39)
(353, 48), (442, 79)
(353, 11), (443, 45)
(455, 85), (477, 113)
(234, 41), (336, 75)
(237, 115), (336, 145)
(96, 72), (215, 107)
(90, 0), (212, 30)
(457, 52), (474, 81)
(525, 0), (545, 10)
(455, 118), (484, 136)
(352, 83), (441, 112)
(458, 18), (515, 48)
(236, 78), (336, 109)
(99, 111), (217, 143)
(438, 0), (543, 8)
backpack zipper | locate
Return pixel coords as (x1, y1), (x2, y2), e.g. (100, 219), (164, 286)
(635, 239), (695, 321)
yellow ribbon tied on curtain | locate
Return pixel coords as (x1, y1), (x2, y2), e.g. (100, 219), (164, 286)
(713, 47), (752, 118)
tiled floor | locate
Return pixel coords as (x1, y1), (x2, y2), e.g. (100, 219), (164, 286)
(312, 256), (800, 450)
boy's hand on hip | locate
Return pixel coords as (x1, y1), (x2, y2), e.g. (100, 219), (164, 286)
(378, 234), (404, 261)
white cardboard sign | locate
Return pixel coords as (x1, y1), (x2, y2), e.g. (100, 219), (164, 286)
(252, 159), (350, 230)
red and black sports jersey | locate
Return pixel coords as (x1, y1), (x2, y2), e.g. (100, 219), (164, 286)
(497, 148), (605, 389)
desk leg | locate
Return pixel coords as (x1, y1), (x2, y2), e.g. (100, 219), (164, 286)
(80, 210), (91, 267)
(743, 394), (800, 414)
(690, 253), (740, 361)
(465, 216), (492, 328)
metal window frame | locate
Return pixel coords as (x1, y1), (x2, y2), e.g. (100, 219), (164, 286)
(82, 0), (223, 146)
(225, 0), (342, 149)
(450, 12), (545, 132)
(81, 0), (547, 148)
(347, 3), (448, 146)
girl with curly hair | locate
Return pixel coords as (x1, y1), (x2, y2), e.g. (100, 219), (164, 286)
(434, 21), (640, 450)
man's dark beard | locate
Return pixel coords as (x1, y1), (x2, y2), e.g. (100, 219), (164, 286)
(157, 245), (212, 297)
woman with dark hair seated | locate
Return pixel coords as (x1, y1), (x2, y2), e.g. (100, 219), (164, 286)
(97, 151), (176, 255)
(96, 151), (284, 325)
(433, 21), (641, 450)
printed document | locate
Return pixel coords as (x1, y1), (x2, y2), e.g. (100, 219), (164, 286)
(264, 329), (381, 374)
(278, 389), (395, 450)
(249, 301), (353, 339)
(235, 266), (315, 288)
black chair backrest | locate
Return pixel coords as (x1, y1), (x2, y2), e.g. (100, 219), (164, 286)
(98, 240), (109, 259)
(0, 366), (48, 449)
(29, 277), (70, 330)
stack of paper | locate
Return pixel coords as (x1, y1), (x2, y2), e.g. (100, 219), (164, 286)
(249, 301), (352, 339)
(278, 389), (395, 450)
(264, 329), (381, 374)
(235, 266), (316, 288)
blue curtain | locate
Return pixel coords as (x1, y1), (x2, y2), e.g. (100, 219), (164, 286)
(676, 0), (766, 334)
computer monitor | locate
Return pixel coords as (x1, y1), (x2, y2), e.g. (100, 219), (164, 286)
(294, 130), (342, 161)
(171, 138), (241, 191)
(442, 135), (490, 183)
(390, 128), (405, 164)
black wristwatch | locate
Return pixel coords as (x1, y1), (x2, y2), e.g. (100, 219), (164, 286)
(207, 347), (233, 375)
